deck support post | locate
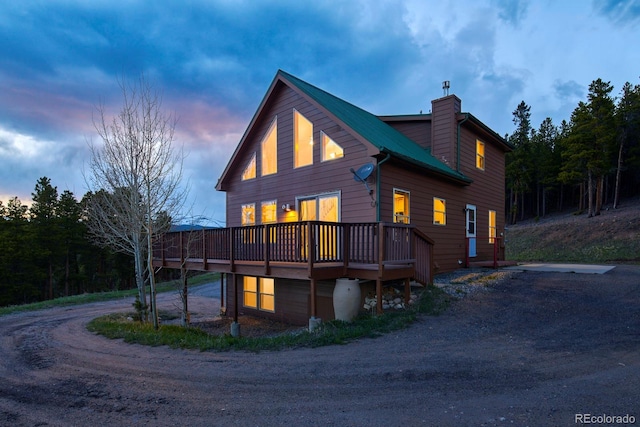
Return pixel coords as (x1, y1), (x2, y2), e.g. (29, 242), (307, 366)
(308, 278), (322, 331)
(376, 278), (383, 315)
(404, 277), (411, 304)
(308, 316), (322, 332)
(219, 273), (226, 315)
(310, 278), (317, 318)
(231, 273), (240, 337)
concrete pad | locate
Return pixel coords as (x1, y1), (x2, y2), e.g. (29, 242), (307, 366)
(504, 263), (615, 274)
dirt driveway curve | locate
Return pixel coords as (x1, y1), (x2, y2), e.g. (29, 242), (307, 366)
(1, 266), (639, 426)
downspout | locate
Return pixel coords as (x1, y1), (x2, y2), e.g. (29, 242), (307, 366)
(456, 113), (469, 172)
(376, 152), (392, 222)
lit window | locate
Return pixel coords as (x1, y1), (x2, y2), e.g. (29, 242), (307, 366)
(243, 276), (257, 308)
(241, 203), (255, 226)
(489, 210), (496, 243)
(298, 193), (340, 260)
(261, 118), (277, 176)
(261, 200), (277, 224)
(241, 153), (256, 181)
(243, 276), (275, 312)
(321, 131), (343, 161)
(434, 198), (446, 225)
(259, 278), (275, 312)
(393, 189), (410, 224)
(476, 140), (485, 170)
(294, 109), (313, 168)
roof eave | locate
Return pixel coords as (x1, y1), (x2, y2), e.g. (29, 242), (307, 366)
(461, 113), (513, 151)
(380, 148), (473, 186)
(216, 72), (288, 190)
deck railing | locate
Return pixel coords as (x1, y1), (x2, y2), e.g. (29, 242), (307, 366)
(153, 221), (434, 285)
(465, 236), (503, 268)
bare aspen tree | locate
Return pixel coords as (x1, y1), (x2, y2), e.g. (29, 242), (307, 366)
(86, 75), (186, 329)
(176, 227), (203, 327)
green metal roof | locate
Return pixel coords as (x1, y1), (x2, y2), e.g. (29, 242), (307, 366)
(278, 70), (471, 184)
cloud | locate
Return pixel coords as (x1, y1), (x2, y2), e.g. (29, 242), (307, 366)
(593, 0), (640, 25)
(0, 0), (639, 223)
(554, 80), (585, 102)
(493, 0), (530, 25)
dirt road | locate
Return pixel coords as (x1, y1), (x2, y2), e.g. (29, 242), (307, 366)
(1, 266), (639, 426)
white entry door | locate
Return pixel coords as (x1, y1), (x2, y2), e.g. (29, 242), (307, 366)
(466, 204), (477, 257)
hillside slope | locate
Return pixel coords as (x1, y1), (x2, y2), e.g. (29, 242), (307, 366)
(505, 197), (640, 264)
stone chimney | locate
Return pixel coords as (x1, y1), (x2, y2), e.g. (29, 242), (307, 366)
(430, 95), (462, 170)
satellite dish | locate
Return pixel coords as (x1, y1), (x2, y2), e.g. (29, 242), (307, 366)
(351, 163), (375, 182)
(350, 163), (375, 194)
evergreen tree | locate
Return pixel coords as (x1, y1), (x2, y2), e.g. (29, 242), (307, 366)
(554, 120), (571, 211)
(531, 117), (559, 217)
(613, 81), (640, 208)
(0, 197), (36, 305)
(560, 80), (616, 217)
(506, 101), (533, 223)
(57, 190), (84, 296)
(586, 78), (616, 214)
(30, 177), (60, 299)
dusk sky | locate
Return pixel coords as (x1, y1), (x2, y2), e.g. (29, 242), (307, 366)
(1, 0), (639, 225)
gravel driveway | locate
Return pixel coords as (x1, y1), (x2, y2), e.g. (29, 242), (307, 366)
(0, 265), (638, 426)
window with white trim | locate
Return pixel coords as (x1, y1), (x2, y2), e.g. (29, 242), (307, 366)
(393, 189), (410, 224)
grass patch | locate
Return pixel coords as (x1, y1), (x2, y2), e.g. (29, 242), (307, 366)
(87, 285), (450, 352)
(0, 273), (220, 317)
(505, 205), (640, 264)
(506, 227), (640, 264)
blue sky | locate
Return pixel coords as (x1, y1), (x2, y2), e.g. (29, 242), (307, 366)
(1, 0), (639, 224)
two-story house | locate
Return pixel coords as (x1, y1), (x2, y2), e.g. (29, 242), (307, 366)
(154, 70), (511, 329)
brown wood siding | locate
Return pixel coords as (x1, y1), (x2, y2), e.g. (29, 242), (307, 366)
(383, 120), (431, 150)
(458, 125), (506, 262)
(224, 84), (377, 226)
(378, 123), (506, 273)
(379, 160), (469, 272)
(227, 276), (339, 326)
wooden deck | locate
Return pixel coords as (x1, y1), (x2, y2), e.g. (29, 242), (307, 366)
(152, 221), (434, 286)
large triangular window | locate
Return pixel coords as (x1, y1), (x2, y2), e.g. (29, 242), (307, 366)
(241, 153), (256, 181)
(321, 131), (343, 161)
(261, 118), (277, 176)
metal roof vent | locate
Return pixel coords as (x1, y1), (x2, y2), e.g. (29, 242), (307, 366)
(442, 80), (450, 96)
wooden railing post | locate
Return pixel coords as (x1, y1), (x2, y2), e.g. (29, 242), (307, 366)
(264, 225), (271, 276)
(342, 223), (350, 275)
(307, 221), (316, 277)
(229, 228), (236, 272)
